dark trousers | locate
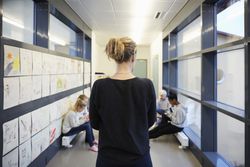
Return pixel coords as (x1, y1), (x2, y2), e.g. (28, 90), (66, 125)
(63, 122), (95, 146)
(149, 115), (183, 139)
(96, 152), (153, 167)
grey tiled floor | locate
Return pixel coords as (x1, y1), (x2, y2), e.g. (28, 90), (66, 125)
(46, 133), (201, 167)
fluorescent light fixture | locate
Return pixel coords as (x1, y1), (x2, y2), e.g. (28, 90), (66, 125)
(130, 0), (152, 44)
(48, 33), (66, 46)
(3, 16), (24, 29)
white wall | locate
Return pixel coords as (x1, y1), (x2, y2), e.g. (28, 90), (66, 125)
(150, 33), (162, 96)
(91, 32), (152, 83)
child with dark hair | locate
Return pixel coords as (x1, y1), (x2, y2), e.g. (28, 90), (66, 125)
(149, 92), (187, 139)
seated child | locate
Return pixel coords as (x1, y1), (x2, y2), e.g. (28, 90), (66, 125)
(62, 96), (98, 152)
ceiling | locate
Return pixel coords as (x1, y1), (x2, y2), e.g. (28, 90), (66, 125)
(65, 0), (188, 45)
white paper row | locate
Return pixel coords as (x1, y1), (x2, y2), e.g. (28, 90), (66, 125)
(3, 45), (91, 76)
(4, 75), (85, 109)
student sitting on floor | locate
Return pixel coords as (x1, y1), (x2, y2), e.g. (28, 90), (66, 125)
(62, 96), (98, 152)
(149, 93), (186, 139)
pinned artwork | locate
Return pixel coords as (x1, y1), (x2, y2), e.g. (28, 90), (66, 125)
(31, 127), (50, 161)
(42, 75), (50, 97)
(49, 103), (59, 123)
(31, 107), (50, 136)
(19, 113), (31, 144)
(32, 76), (42, 100)
(84, 87), (91, 98)
(4, 45), (20, 76)
(32, 51), (42, 75)
(19, 139), (32, 167)
(49, 119), (62, 144)
(84, 74), (91, 85)
(84, 62), (91, 74)
(2, 118), (19, 155)
(4, 77), (20, 109)
(2, 148), (18, 167)
(42, 53), (52, 75)
(19, 76), (32, 104)
(20, 48), (32, 75)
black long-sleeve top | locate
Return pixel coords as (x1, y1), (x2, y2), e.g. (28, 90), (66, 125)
(89, 77), (156, 162)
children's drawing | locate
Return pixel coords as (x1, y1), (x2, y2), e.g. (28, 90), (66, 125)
(19, 113), (31, 144)
(4, 45), (20, 76)
(32, 51), (42, 75)
(84, 87), (91, 98)
(31, 107), (50, 136)
(19, 139), (32, 167)
(3, 118), (19, 155)
(42, 53), (52, 75)
(42, 75), (50, 97)
(31, 127), (49, 161)
(32, 76), (42, 100)
(20, 48), (32, 75)
(84, 74), (91, 85)
(84, 62), (91, 74)
(2, 148), (18, 167)
(4, 77), (20, 109)
(19, 76), (32, 104)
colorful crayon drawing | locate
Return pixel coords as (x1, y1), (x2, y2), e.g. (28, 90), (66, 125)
(4, 45), (20, 76)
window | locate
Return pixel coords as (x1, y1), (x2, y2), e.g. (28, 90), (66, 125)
(217, 0), (244, 45)
(217, 112), (245, 167)
(177, 16), (201, 56)
(49, 14), (77, 56)
(2, 0), (34, 44)
(217, 48), (245, 110)
(178, 57), (201, 96)
(178, 95), (201, 147)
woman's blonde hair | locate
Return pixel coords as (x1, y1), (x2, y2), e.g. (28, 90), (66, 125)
(74, 99), (86, 111)
(105, 37), (136, 64)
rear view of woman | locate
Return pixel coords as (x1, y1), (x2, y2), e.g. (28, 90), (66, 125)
(89, 37), (156, 167)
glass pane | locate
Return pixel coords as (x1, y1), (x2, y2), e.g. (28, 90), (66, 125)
(217, 48), (245, 110)
(163, 63), (168, 85)
(163, 39), (168, 61)
(178, 95), (201, 142)
(217, 112), (245, 167)
(178, 57), (201, 96)
(2, 0), (34, 44)
(49, 14), (77, 56)
(217, 0), (244, 45)
(177, 16), (201, 56)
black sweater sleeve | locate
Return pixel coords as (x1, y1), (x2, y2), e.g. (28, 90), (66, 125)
(147, 80), (156, 128)
(89, 81), (100, 130)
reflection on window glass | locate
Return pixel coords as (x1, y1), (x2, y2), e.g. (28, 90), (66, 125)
(177, 16), (201, 56)
(217, 112), (244, 167)
(217, 48), (245, 110)
(49, 14), (77, 56)
(178, 57), (201, 95)
(178, 95), (201, 139)
(217, 0), (244, 45)
(2, 0), (34, 44)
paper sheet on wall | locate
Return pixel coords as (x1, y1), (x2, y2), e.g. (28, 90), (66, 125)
(4, 45), (20, 76)
(31, 107), (50, 136)
(42, 53), (52, 75)
(84, 62), (91, 74)
(80, 61), (84, 74)
(72, 59), (78, 74)
(42, 75), (50, 97)
(2, 148), (18, 167)
(49, 103), (59, 123)
(19, 113), (31, 144)
(50, 75), (57, 95)
(32, 51), (42, 75)
(32, 76), (42, 100)
(49, 119), (62, 144)
(19, 139), (32, 167)
(84, 74), (91, 85)
(4, 77), (20, 109)
(50, 55), (57, 74)
(19, 76), (32, 104)
(56, 56), (65, 74)
(84, 87), (91, 98)
(31, 127), (50, 161)
(64, 58), (71, 74)
(20, 48), (32, 75)
(2, 118), (19, 155)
